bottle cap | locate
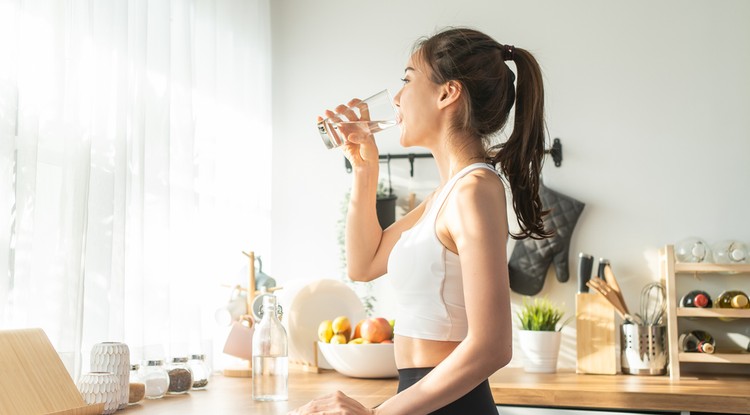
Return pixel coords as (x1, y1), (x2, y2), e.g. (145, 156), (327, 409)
(172, 357), (189, 363)
(694, 293), (709, 308)
(697, 341), (714, 354)
(731, 294), (749, 308)
(146, 360), (164, 366)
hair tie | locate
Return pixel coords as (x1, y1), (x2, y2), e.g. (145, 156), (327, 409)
(501, 44), (515, 61)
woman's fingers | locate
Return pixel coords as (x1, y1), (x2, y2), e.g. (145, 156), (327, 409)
(288, 391), (374, 415)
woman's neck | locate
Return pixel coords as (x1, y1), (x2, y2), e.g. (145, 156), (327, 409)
(432, 135), (487, 184)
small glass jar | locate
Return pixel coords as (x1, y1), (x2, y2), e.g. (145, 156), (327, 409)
(128, 364), (145, 405)
(140, 360), (170, 399)
(167, 357), (193, 394)
(188, 354), (210, 390)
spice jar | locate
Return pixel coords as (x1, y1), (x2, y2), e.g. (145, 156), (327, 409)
(128, 364), (145, 404)
(188, 354), (210, 390)
(141, 360), (170, 399)
(167, 357), (193, 394)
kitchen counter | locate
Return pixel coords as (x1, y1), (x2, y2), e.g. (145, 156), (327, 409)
(120, 367), (750, 414)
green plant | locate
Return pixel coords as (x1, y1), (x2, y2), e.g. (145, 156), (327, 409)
(516, 296), (568, 331)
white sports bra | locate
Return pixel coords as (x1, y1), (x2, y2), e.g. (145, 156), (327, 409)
(387, 163), (498, 341)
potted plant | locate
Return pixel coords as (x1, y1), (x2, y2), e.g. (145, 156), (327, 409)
(516, 296), (568, 373)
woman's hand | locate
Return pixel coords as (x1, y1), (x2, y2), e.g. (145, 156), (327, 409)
(288, 390), (376, 415)
(319, 98), (380, 170)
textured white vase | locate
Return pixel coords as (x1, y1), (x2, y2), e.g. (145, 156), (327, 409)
(77, 372), (121, 415)
(91, 342), (130, 409)
(518, 330), (561, 373)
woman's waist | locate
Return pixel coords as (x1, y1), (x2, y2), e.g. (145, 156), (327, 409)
(394, 334), (459, 369)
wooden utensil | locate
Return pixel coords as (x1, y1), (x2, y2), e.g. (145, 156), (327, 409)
(603, 263), (631, 315)
(587, 278), (642, 324)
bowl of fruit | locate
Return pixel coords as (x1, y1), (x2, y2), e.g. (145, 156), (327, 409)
(317, 316), (398, 379)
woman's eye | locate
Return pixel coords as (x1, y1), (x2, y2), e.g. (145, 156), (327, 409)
(400, 78), (409, 84)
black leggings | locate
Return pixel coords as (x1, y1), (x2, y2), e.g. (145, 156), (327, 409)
(397, 367), (497, 414)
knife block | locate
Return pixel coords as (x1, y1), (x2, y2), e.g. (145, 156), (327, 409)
(576, 293), (618, 374)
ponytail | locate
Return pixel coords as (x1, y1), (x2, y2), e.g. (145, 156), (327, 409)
(490, 47), (552, 240)
(414, 28), (552, 239)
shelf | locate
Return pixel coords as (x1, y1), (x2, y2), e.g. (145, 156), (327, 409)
(676, 308), (750, 318)
(678, 352), (750, 364)
(661, 244), (750, 380)
(674, 262), (750, 274)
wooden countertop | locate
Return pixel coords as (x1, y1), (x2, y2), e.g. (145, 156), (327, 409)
(120, 367), (750, 414)
(489, 369), (750, 414)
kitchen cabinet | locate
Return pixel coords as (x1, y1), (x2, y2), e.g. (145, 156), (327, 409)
(661, 244), (750, 380)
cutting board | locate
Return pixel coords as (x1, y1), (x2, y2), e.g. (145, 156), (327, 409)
(0, 328), (104, 415)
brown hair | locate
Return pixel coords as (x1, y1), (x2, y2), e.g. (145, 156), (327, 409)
(414, 28), (551, 239)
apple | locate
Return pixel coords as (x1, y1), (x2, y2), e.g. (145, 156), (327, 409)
(360, 317), (393, 343)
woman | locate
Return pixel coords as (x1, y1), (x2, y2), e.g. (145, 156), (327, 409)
(293, 27), (551, 415)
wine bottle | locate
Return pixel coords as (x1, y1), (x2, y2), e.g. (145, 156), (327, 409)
(679, 290), (713, 308)
(715, 290), (750, 309)
(679, 330), (715, 354)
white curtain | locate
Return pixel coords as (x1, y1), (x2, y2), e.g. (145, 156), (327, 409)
(0, 0), (272, 379)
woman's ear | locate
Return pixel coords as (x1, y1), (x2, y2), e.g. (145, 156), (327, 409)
(436, 81), (462, 109)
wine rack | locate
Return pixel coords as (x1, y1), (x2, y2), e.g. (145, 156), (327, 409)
(661, 245), (750, 379)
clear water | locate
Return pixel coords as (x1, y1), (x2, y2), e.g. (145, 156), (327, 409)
(320, 119), (397, 148)
(252, 356), (288, 401)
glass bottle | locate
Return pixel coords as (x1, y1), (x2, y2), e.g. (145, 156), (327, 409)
(188, 354), (210, 390)
(679, 330), (715, 354)
(715, 290), (750, 309)
(675, 237), (711, 263)
(711, 240), (749, 264)
(141, 360), (170, 399)
(167, 357), (193, 394)
(679, 290), (713, 308)
(252, 294), (288, 401)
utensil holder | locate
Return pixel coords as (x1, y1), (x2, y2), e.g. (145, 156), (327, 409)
(621, 324), (668, 375)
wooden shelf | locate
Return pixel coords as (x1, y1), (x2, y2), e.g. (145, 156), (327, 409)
(674, 262), (750, 274)
(676, 308), (750, 318)
(678, 352), (750, 364)
(661, 244), (750, 380)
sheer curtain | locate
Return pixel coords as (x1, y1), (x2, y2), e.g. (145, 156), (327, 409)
(0, 0), (272, 379)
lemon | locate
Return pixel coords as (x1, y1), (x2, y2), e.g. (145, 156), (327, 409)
(318, 320), (333, 343)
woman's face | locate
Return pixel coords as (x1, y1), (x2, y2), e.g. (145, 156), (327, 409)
(393, 54), (443, 148)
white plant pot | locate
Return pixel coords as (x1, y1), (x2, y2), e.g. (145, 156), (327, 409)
(91, 342), (130, 409)
(518, 330), (561, 373)
(77, 372), (120, 415)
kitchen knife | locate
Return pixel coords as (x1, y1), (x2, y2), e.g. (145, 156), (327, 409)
(597, 258), (610, 279)
(578, 253), (594, 293)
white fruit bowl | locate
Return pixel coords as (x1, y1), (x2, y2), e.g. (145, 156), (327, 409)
(317, 341), (398, 379)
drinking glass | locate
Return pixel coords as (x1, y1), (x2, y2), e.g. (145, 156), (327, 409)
(317, 89), (398, 149)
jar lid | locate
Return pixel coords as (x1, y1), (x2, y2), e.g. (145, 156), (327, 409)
(131, 363), (140, 371)
(172, 357), (189, 363)
(146, 360), (164, 366)
(190, 354), (205, 360)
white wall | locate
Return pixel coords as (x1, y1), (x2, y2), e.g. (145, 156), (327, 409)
(269, 0), (750, 369)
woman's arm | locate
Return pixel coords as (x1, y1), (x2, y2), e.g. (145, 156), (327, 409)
(345, 170), (427, 281)
(326, 103), (428, 282)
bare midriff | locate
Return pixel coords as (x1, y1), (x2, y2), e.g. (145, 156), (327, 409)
(394, 334), (460, 369)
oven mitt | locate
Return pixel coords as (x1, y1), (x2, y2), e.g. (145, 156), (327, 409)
(508, 184), (584, 295)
